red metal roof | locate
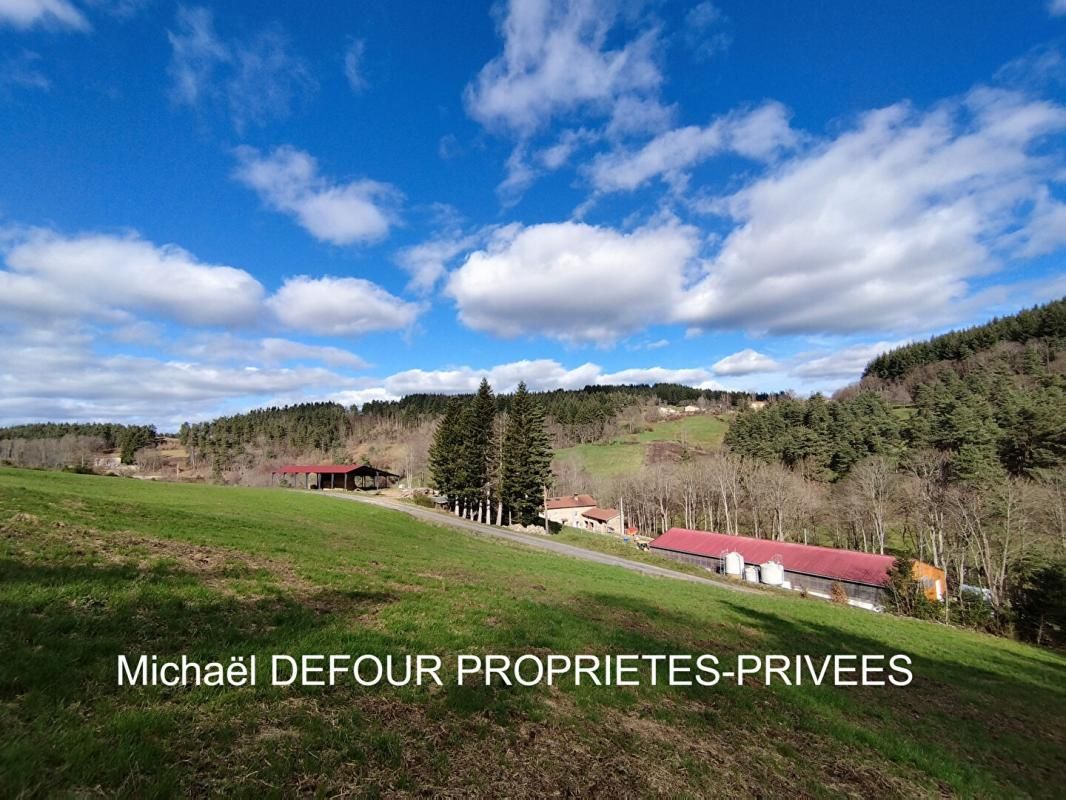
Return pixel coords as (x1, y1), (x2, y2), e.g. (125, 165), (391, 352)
(650, 527), (896, 587)
(581, 507), (619, 522)
(275, 465), (359, 474)
(546, 494), (598, 510)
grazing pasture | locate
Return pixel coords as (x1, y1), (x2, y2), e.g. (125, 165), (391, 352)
(0, 468), (1063, 797)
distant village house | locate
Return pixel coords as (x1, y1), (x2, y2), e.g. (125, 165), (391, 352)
(543, 495), (634, 537)
(542, 494), (598, 528)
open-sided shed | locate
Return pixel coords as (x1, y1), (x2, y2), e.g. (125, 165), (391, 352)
(271, 464), (400, 491)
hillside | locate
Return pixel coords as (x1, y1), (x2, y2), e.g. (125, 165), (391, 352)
(555, 412), (730, 480)
(863, 298), (1066, 381)
(2, 468), (1064, 796)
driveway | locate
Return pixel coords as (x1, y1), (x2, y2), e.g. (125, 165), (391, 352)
(319, 491), (760, 595)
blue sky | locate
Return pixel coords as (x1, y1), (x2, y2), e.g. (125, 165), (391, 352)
(1, 0), (1065, 428)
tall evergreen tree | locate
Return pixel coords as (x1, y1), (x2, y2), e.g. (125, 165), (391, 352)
(429, 399), (464, 503)
(457, 379), (498, 518)
(501, 382), (553, 525)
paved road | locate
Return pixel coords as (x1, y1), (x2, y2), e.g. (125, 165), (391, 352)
(319, 491), (759, 595)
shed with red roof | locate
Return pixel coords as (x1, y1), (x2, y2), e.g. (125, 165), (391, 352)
(271, 464), (400, 491)
(650, 527), (944, 610)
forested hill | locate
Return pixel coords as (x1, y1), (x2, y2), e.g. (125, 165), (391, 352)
(175, 384), (781, 472)
(727, 299), (1066, 483)
(0, 422), (158, 464)
(863, 298), (1066, 381)
(362, 383), (775, 421)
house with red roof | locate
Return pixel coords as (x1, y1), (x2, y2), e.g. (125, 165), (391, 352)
(542, 494), (599, 528)
(579, 506), (622, 535)
(650, 527), (945, 610)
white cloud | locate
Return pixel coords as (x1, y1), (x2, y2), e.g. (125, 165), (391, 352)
(0, 226), (417, 342)
(394, 226), (496, 294)
(536, 127), (595, 170)
(173, 333), (369, 369)
(259, 338), (368, 368)
(712, 348), (780, 376)
(226, 28), (316, 130)
(380, 359), (720, 396)
(790, 341), (907, 380)
(678, 87), (1066, 335)
(167, 5), (228, 107)
(446, 220), (697, 344)
(0, 50), (51, 92)
(464, 0), (662, 135)
(0, 0), (88, 30)
(1017, 188), (1066, 256)
(234, 145), (400, 245)
(605, 95), (675, 138)
(1050, 0), (1066, 17)
(0, 324), (367, 429)
(343, 38), (368, 92)
(167, 7), (315, 130)
(0, 229), (264, 326)
(328, 386), (400, 407)
(588, 101), (796, 193)
(683, 2), (731, 61)
(597, 366), (718, 387)
(267, 276), (422, 337)
(383, 359), (597, 396)
(626, 337), (669, 351)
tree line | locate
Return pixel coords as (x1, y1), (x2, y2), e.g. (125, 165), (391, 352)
(429, 380), (553, 526)
(171, 385), (781, 476)
(727, 352), (1064, 483)
(863, 297), (1065, 380)
(678, 302), (1066, 646)
(0, 423), (157, 466)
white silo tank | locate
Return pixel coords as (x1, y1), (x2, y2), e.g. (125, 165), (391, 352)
(743, 564), (759, 583)
(760, 560), (784, 586)
(724, 551), (744, 576)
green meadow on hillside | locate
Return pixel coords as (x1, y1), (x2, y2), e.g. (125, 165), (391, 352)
(1, 468), (1064, 797)
(555, 414), (730, 478)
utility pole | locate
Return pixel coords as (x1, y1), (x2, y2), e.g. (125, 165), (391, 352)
(543, 485), (550, 534)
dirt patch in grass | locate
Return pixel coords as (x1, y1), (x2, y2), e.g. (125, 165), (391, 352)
(644, 441), (686, 465)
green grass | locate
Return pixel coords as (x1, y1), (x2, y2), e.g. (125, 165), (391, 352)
(553, 440), (646, 477)
(1, 467), (1064, 797)
(631, 414), (730, 446)
(555, 414), (730, 478)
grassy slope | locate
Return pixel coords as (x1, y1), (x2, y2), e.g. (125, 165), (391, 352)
(1, 468), (1063, 798)
(555, 414), (730, 478)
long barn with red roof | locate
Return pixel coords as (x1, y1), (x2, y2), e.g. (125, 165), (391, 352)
(650, 527), (944, 610)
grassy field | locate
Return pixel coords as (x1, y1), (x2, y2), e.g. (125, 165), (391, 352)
(555, 414), (730, 478)
(1, 468), (1064, 797)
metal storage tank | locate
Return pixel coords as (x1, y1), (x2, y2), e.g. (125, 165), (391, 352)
(743, 564), (759, 583)
(724, 551), (744, 576)
(760, 560), (785, 586)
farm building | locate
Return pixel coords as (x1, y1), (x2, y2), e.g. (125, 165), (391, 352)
(543, 494), (599, 528)
(271, 464), (400, 491)
(649, 528), (945, 611)
(579, 507), (623, 535)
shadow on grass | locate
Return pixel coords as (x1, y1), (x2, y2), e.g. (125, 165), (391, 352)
(3, 536), (1064, 798)
(576, 592), (1066, 797)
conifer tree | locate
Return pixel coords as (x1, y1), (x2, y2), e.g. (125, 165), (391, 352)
(457, 379), (498, 519)
(501, 381), (553, 525)
(429, 398), (464, 505)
